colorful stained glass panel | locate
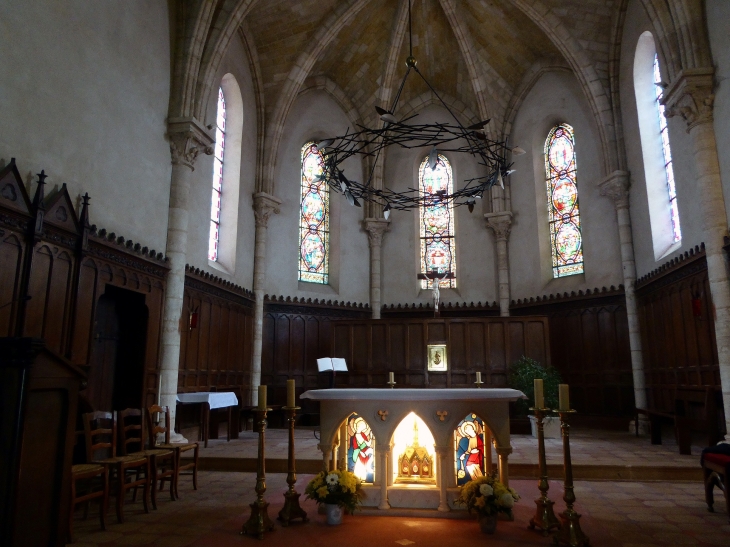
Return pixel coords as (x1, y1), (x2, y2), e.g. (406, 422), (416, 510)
(454, 414), (488, 486)
(419, 154), (456, 288)
(546, 124), (583, 278)
(298, 143), (329, 284)
(208, 87), (226, 262)
(346, 413), (375, 483)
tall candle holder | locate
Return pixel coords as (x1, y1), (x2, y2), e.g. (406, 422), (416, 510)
(278, 406), (308, 526)
(242, 408), (275, 540)
(529, 407), (561, 536)
(474, 377), (484, 389)
(553, 410), (590, 547)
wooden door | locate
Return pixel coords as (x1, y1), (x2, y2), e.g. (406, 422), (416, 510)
(86, 295), (119, 411)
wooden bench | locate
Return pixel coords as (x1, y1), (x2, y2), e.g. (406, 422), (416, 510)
(636, 386), (722, 455)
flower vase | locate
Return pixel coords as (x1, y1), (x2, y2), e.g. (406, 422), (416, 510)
(324, 503), (343, 525)
(478, 513), (498, 534)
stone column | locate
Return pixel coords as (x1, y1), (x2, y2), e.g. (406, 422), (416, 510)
(160, 118), (213, 441)
(363, 218), (390, 320)
(664, 69), (730, 440)
(433, 445), (450, 512)
(599, 171), (648, 429)
(484, 212), (513, 316)
(378, 442), (392, 510)
(317, 442), (335, 472)
(495, 446), (512, 487)
(250, 192), (281, 406)
(338, 422), (348, 470)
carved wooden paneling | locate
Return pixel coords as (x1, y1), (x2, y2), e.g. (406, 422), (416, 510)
(511, 287), (633, 417)
(178, 266), (254, 398)
(636, 246), (719, 413)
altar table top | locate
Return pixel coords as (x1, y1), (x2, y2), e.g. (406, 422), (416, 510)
(300, 388), (526, 401)
(176, 391), (239, 409)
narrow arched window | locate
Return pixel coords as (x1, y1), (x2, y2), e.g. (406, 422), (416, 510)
(419, 154), (456, 288)
(208, 87), (226, 262)
(545, 123), (583, 278)
(653, 54), (681, 243)
(298, 142), (329, 284)
(634, 32), (681, 259)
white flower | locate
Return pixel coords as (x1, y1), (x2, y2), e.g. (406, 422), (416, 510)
(499, 493), (515, 508)
(479, 484), (494, 497)
(325, 473), (339, 486)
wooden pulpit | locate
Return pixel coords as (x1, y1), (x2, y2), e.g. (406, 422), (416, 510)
(0, 338), (86, 546)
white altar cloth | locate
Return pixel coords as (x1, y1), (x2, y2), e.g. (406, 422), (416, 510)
(176, 391), (238, 409)
(301, 388), (525, 401)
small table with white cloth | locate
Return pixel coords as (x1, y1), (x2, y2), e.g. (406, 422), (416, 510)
(176, 391), (239, 447)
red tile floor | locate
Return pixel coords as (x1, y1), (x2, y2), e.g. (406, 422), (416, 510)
(68, 470), (729, 546)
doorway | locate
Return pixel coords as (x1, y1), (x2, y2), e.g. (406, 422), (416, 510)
(87, 285), (149, 411)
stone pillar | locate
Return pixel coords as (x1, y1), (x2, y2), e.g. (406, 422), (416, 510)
(250, 192), (281, 406)
(339, 422), (348, 470)
(160, 118), (213, 442)
(664, 69), (730, 440)
(363, 218), (390, 320)
(495, 446), (512, 487)
(484, 212), (513, 316)
(378, 443), (392, 510)
(599, 171), (648, 429)
(433, 445), (450, 512)
(317, 442), (334, 472)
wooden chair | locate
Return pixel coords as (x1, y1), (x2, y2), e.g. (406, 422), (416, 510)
(147, 404), (199, 498)
(118, 408), (175, 510)
(69, 462), (108, 542)
(83, 411), (150, 523)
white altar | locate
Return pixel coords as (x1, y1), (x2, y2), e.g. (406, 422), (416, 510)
(300, 388), (526, 512)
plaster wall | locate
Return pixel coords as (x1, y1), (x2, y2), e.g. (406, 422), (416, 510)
(707, 0), (730, 229)
(0, 0), (172, 251)
(619, 0), (705, 277)
(380, 105), (497, 306)
(508, 70), (623, 298)
(266, 90), (370, 303)
(185, 35), (257, 289)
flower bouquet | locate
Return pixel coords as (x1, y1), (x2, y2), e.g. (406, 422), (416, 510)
(456, 474), (520, 533)
(305, 469), (363, 524)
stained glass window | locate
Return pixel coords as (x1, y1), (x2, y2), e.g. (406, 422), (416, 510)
(298, 142), (329, 284)
(654, 54), (681, 243)
(208, 87), (226, 261)
(419, 154), (456, 288)
(546, 124), (583, 278)
(454, 414), (488, 486)
(346, 413), (375, 483)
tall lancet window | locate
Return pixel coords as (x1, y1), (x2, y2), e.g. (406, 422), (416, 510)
(546, 124), (583, 278)
(298, 142), (329, 284)
(654, 54), (681, 243)
(419, 154), (456, 288)
(208, 87), (226, 261)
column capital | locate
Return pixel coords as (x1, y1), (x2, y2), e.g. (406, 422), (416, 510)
(253, 192), (282, 228)
(662, 68), (715, 131)
(484, 211), (513, 241)
(363, 217), (391, 248)
(495, 445), (513, 456)
(167, 116), (215, 169)
(598, 170), (631, 210)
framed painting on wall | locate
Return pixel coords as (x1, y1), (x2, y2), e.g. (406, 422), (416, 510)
(427, 344), (448, 372)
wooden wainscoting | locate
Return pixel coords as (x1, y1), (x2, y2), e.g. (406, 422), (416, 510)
(510, 287), (633, 418)
(178, 265), (255, 397)
(636, 245), (720, 413)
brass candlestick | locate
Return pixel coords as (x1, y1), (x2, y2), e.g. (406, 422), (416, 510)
(554, 410), (590, 547)
(529, 407), (561, 536)
(278, 406), (308, 526)
(242, 408), (275, 540)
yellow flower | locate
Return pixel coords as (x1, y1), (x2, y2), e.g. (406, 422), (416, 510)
(316, 486), (329, 498)
(475, 496), (486, 508)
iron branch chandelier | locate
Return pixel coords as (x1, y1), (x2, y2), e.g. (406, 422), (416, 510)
(313, 0), (524, 217)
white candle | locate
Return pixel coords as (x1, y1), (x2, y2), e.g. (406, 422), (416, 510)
(258, 385), (267, 410)
(389, 372), (394, 384)
(476, 371), (482, 383)
(287, 379), (296, 408)
(534, 378), (544, 409)
(559, 384), (570, 412)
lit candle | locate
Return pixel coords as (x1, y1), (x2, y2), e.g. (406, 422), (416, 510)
(389, 372), (394, 384)
(534, 378), (544, 409)
(559, 384), (570, 412)
(476, 371), (482, 383)
(287, 379), (296, 408)
(258, 384), (267, 410)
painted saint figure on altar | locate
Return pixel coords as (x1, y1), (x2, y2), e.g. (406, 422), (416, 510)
(455, 414), (486, 486)
(347, 414), (374, 483)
